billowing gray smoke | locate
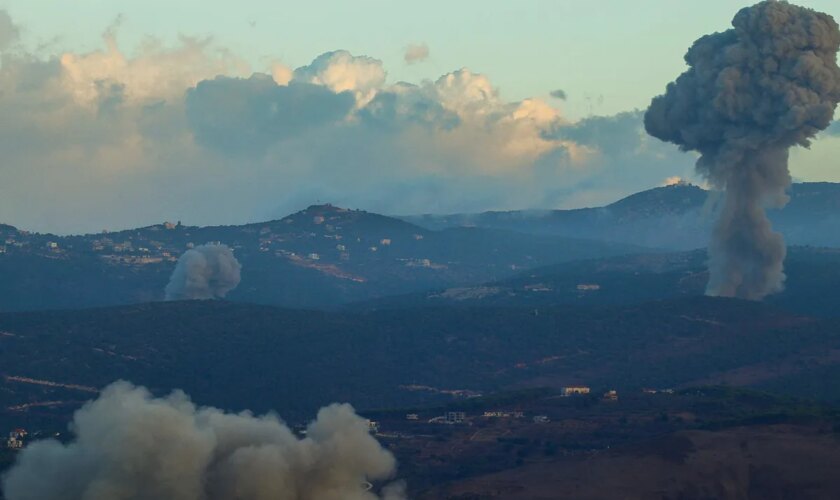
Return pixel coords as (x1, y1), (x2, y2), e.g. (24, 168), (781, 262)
(645, 0), (840, 300)
(1, 381), (406, 500)
(165, 243), (242, 300)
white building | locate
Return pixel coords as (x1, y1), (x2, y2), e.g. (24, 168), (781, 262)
(562, 386), (591, 396)
(6, 436), (22, 449)
(6, 429), (26, 450)
(445, 411), (466, 424)
(483, 411), (525, 419)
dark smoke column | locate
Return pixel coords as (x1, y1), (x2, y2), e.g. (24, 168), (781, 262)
(645, 0), (840, 300)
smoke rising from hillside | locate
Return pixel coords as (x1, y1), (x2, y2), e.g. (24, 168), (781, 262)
(165, 243), (242, 300)
(645, 0), (840, 300)
(1, 381), (406, 500)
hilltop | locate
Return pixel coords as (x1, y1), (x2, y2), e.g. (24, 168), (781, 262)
(0, 204), (640, 312)
(3, 182), (840, 313)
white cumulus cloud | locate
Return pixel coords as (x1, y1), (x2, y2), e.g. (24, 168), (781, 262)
(0, 12), (724, 234)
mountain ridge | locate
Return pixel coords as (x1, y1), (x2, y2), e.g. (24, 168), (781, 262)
(0, 204), (642, 312)
(400, 182), (840, 249)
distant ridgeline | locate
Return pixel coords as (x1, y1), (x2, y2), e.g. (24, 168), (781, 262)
(401, 182), (840, 250)
(0, 204), (638, 312)
(1, 182), (840, 313)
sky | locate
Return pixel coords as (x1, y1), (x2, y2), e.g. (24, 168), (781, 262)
(0, 0), (839, 233)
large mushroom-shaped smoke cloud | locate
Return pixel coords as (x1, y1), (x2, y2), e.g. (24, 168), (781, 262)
(645, 0), (840, 300)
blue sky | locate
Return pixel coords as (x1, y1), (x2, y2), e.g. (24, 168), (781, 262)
(0, 1), (838, 233)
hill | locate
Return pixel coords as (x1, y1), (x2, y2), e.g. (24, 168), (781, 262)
(3, 299), (840, 498)
(2, 297), (840, 428)
(0, 205), (641, 312)
(4, 183), (840, 314)
(424, 422), (840, 499)
(402, 182), (840, 250)
(364, 246), (840, 317)
(368, 387), (840, 498)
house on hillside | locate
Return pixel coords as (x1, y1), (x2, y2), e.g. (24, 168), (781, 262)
(483, 411), (525, 419)
(562, 386), (591, 396)
(6, 429), (27, 450)
(445, 411), (466, 424)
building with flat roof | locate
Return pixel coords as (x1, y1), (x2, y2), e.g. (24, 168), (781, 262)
(563, 386), (591, 396)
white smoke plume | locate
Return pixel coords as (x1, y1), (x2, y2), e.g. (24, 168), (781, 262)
(165, 243), (242, 300)
(1, 381), (406, 500)
(645, 0), (840, 300)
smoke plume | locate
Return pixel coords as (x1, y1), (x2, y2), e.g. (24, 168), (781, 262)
(1, 381), (406, 500)
(644, 0), (840, 300)
(165, 243), (242, 300)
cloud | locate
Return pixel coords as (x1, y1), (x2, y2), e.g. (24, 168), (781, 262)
(0, 10), (19, 50)
(1, 381), (405, 500)
(827, 120), (840, 136)
(59, 29), (247, 104)
(165, 243), (242, 300)
(0, 12), (741, 234)
(293, 50), (385, 106)
(548, 111), (645, 157)
(549, 89), (567, 100)
(358, 83), (459, 130)
(186, 75), (355, 154)
(403, 43), (429, 64)
(271, 62), (293, 85)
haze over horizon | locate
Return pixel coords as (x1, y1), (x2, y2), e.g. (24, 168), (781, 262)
(0, 0), (838, 234)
